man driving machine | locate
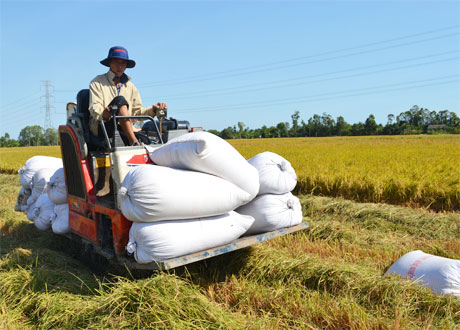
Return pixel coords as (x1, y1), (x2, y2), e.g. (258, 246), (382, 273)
(88, 46), (166, 146)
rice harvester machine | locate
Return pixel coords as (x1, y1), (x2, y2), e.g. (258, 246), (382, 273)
(56, 89), (308, 270)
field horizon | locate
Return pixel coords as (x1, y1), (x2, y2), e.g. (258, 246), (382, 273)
(2, 134), (458, 211)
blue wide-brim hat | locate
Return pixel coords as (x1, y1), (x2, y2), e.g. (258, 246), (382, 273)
(100, 46), (136, 68)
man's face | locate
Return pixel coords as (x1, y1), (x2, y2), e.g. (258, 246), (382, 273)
(110, 58), (127, 77)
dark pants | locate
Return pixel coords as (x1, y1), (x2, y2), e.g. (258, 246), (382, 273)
(98, 96), (150, 145)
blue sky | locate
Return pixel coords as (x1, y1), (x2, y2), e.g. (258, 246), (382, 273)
(1, 0), (459, 139)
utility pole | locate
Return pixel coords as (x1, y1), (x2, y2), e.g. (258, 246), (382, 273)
(41, 80), (55, 129)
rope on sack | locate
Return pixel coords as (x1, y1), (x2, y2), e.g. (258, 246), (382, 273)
(126, 241), (137, 255)
(279, 160), (290, 172)
(18, 167), (25, 175)
(32, 207), (40, 219)
(48, 180), (56, 190)
(118, 186), (129, 200)
(49, 212), (57, 222)
(286, 198), (295, 210)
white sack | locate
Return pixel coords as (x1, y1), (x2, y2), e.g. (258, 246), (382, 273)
(18, 156), (62, 189)
(51, 203), (70, 234)
(236, 192), (303, 235)
(148, 131), (260, 198)
(119, 165), (253, 222)
(26, 201), (36, 221)
(47, 168), (67, 204)
(30, 194), (55, 231)
(248, 152), (297, 195)
(26, 195), (35, 211)
(14, 187), (31, 212)
(31, 168), (58, 201)
(386, 250), (460, 297)
(126, 211), (254, 263)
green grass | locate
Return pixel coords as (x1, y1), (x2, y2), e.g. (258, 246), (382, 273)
(1, 173), (459, 329)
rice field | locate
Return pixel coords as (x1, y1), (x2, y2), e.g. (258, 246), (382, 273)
(0, 172), (459, 329)
(0, 135), (459, 328)
(1, 135), (458, 211)
(229, 134), (460, 211)
(0, 146), (60, 174)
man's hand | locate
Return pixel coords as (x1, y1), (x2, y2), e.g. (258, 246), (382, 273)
(102, 107), (112, 121)
(152, 102), (167, 119)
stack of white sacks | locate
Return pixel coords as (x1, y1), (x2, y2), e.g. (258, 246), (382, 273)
(122, 132), (303, 263)
(15, 156), (70, 235)
(236, 151), (302, 234)
(14, 133), (303, 264)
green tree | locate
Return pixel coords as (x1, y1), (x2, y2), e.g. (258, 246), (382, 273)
(260, 125), (269, 138)
(268, 126), (280, 138)
(350, 122), (365, 136)
(220, 127), (235, 139)
(290, 111), (300, 136)
(276, 122), (289, 137)
(0, 133), (19, 147)
(320, 113), (335, 136)
(42, 128), (59, 145)
(18, 125), (43, 146)
(364, 114), (378, 135)
(237, 122), (245, 138)
(207, 129), (221, 137)
(335, 116), (350, 136)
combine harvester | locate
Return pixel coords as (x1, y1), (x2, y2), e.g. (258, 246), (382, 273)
(50, 89), (308, 270)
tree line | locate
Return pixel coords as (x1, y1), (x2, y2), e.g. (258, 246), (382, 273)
(208, 105), (459, 139)
(1, 105), (458, 147)
(0, 126), (58, 147)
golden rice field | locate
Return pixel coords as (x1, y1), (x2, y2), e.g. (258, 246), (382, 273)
(1, 135), (459, 329)
(229, 134), (460, 212)
(1, 134), (459, 211)
(0, 146), (61, 174)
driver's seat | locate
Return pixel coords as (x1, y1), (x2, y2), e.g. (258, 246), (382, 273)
(76, 89), (107, 151)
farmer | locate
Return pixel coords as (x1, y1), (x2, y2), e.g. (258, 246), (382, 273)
(88, 46), (167, 146)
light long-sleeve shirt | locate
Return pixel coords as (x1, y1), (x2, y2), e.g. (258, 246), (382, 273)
(88, 70), (153, 136)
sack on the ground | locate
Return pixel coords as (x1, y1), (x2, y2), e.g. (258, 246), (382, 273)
(47, 168), (67, 204)
(248, 152), (297, 195)
(26, 194), (35, 209)
(386, 250), (460, 297)
(51, 203), (70, 234)
(14, 187), (31, 212)
(126, 211), (254, 263)
(26, 201), (36, 221)
(30, 168), (59, 201)
(236, 192), (303, 235)
(147, 131), (260, 198)
(31, 194), (55, 231)
(19, 156), (62, 189)
(119, 165), (253, 222)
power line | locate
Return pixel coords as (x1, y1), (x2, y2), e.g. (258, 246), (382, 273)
(1, 99), (41, 112)
(147, 53), (458, 101)
(138, 27), (459, 87)
(3, 29), (457, 111)
(1, 107), (47, 124)
(173, 75), (459, 114)
(0, 91), (41, 111)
